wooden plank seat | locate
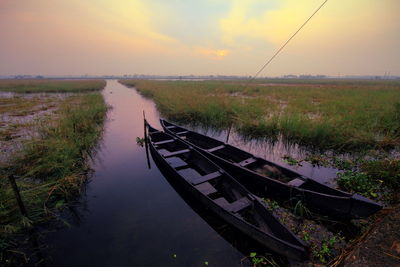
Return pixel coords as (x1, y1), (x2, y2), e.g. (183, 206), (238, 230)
(176, 131), (189, 135)
(154, 139), (175, 145)
(166, 157), (188, 169)
(191, 171), (221, 185)
(207, 145), (225, 152)
(213, 197), (229, 208)
(162, 149), (190, 158)
(229, 197), (252, 213)
(175, 164), (189, 171)
(214, 197), (251, 213)
(287, 178), (305, 187)
(195, 182), (217, 196)
(148, 128), (162, 132)
(238, 157), (257, 167)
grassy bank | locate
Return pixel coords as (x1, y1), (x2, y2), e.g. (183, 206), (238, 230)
(0, 81), (108, 265)
(120, 79), (400, 150)
(0, 79), (106, 93)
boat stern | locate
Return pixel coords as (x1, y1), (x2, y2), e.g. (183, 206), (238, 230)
(350, 194), (383, 218)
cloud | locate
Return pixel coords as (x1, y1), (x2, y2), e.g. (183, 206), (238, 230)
(219, 0), (400, 47)
(0, 0), (398, 75)
(219, 0), (329, 46)
(75, 0), (179, 45)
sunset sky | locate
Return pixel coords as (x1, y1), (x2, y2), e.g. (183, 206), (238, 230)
(0, 0), (399, 76)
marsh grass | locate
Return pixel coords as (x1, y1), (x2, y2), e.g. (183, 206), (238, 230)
(0, 79), (106, 93)
(0, 93), (108, 265)
(0, 97), (52, 114)
(120, 79), (400, 150)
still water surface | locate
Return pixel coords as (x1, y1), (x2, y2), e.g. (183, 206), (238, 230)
(45, 80), (338, 266)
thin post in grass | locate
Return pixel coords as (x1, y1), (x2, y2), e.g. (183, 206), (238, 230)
(226, 122), (233, 143)
(226, 113), (240, 143)
(8, 175), (28, 217)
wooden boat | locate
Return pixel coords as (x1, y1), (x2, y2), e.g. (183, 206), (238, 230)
(145, 121), (309, 260)
(160, 119), (382, 219)
(151, 145), (288, 266)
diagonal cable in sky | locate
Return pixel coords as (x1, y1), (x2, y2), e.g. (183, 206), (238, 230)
(243, 0), (330, 89)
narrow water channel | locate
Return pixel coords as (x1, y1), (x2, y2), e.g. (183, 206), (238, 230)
(45, 80), (250, 266)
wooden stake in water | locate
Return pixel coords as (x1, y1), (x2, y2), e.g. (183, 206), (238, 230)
(7, 173), (46, 265)
(143, 110), (147, 142)
(143, 111), (151, 169)
(8, 175), (28, 217)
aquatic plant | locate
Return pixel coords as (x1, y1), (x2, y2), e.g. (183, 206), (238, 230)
(337, 171), (380, 198)
(242, 252), (279, 267)
(336, 158), (400, 201)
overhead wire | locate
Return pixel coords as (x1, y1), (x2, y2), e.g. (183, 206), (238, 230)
(243, 0), (330, 91)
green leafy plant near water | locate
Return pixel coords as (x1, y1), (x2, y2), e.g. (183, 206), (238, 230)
(282, 155), (302, 166)
(337, 159), (400, 201)
(245, 252), (279, 267)
(337, 171), (380, 198)
(0, 80), (108, 265)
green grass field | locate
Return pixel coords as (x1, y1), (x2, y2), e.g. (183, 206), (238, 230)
(120, 79), (400, 150)
(0, 79), (106, 93)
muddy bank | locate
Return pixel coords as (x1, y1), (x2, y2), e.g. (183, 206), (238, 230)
(342, 207), (400, 266)
(0, 93), (69, 165)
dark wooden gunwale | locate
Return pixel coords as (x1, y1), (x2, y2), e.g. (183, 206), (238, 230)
(160, 119), (382, 219)
(145, 121), (309, 260)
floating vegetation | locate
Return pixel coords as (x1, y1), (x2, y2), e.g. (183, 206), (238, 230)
(136, 137), (145, 147)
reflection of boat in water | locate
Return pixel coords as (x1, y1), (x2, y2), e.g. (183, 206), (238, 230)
(160, 119), (382, 219)
(145, 121), (309, 261)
